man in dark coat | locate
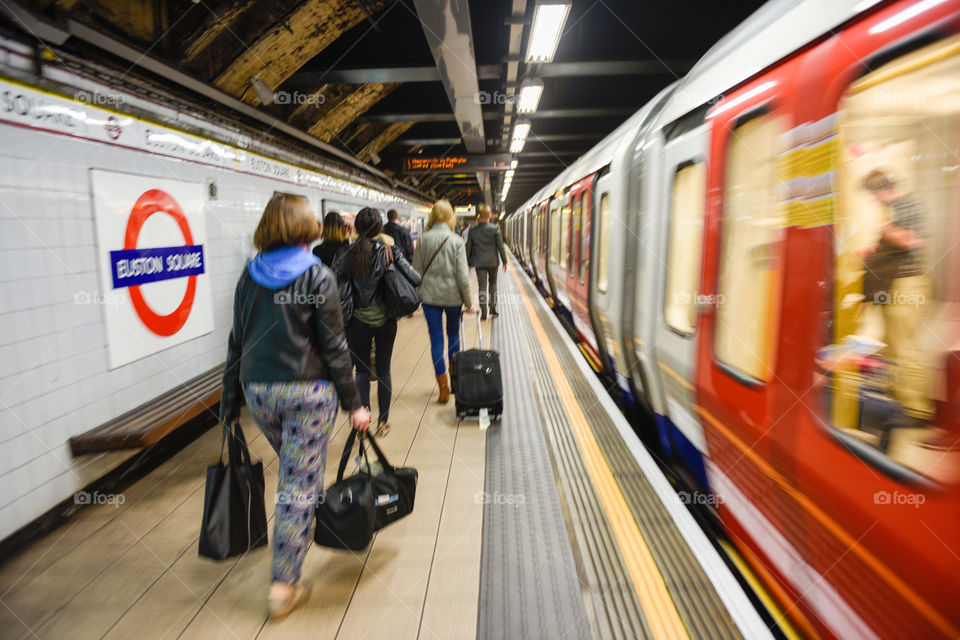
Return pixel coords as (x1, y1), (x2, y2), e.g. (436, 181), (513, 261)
(465, 204), (508, 319)
(382, 209), (415, 262)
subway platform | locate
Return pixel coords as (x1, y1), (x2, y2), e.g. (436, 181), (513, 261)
(0, 261), (771, 640)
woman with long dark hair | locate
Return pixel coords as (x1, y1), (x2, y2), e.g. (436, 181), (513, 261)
(313, 210), (349, 267)
(334, 207), (421, 436)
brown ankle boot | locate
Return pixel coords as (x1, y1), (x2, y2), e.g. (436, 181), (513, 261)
(436, 373), (450, 404)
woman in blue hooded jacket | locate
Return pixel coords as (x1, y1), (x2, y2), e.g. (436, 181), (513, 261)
(221, 192), (370, 619)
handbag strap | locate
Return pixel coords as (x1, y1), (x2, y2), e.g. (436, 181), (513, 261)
(363, 433), (395, 472)
(422, 236), (450, 277)
(335, 429), (373, 481)
(225, 422), (253, 467)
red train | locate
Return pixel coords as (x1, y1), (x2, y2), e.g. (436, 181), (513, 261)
(504, 0), (960, 637)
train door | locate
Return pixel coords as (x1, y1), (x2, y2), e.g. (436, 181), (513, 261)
(566, 184), (594, 352)
(546, 197), (561, 306)
(592, 170), (633, 404)
(695, 59), (802, 627)
(653, 122), (710, 488)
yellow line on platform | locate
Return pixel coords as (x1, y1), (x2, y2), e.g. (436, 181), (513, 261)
(509, 268), (691, 640)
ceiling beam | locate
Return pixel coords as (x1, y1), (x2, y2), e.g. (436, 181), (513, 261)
(295, 83), (400, 143)
(357, 107), (631, 123)
(536, 59), (695, 78)
(358, 122), (414, 163)
(413, 0), (485, 153)
(214, 0), (385, 103)
(291, 59), (689, 85)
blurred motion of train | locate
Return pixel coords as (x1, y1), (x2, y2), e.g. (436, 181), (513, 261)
(503, 0), (960, 637)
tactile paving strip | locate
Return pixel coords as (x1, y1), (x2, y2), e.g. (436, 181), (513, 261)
(477, 297), (592, 640)
(507, 269), (744, 640)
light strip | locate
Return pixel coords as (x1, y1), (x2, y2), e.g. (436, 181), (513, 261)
(526, 2), (572, 63)
(517, 79), (544, 113)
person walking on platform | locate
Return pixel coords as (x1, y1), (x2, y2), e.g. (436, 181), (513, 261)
(383, 209), (415, 261)
(335, 207), (421, 437)
(465, 204), (508, 320)
(220, 192), (370, 620)
(312, 210), (349, 267)
(413, 199), (476, 404)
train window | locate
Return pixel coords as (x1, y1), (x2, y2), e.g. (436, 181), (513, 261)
(821, 37), (960, 481)
(560, 201), (571, 270)
(580, 193), (590, 285)
(549, 204), (560, 263)
(570, 196), (581, 279)
(597, 194), (610, 293)
(665, 162), (706, 335)
(715, 112), (787, 381)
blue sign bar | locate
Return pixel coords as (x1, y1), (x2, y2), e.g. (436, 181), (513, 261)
(110, 245), (205, 289)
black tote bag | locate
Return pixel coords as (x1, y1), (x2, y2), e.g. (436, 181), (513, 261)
(198, 423), (268, 560)
(314, 429), (377, 551)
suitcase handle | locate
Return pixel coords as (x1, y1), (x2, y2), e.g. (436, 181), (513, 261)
(459, 308), (483, 350)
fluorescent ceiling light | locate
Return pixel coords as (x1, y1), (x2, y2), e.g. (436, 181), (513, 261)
(526, 2), (572, 63)
(510, 120), (531, 153)
(511, 159), (518, 169)
(505, 169), (515, 179)
(517, 79), (544, 113)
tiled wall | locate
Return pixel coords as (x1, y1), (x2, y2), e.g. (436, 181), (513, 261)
(0, 90), (373, 540)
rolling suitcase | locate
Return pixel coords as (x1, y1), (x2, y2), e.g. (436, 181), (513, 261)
(451, 313), (503, 419)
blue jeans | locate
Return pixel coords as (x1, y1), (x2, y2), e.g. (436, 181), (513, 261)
(423, 303), (462, 375)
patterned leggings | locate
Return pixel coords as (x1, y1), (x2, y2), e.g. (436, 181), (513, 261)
(243, 380), (339, 584)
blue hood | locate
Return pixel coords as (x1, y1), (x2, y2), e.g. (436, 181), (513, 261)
(248, 246), (321, 289)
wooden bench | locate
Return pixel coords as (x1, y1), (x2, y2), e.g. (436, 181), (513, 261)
(69, 366), (222, 455)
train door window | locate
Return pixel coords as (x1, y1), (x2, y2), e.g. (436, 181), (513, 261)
(597, 194), (610, 293)
(715, 111), (787, 381)
(822, 36), (960, 481)
(571, 195), (582, 279)
(560, 199), (571, 270)
(549, 203), (560, 263)
(665, 162), (706, 334)
(580, 192), (590, 285)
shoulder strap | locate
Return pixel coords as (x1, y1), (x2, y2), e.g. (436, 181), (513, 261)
(423, 236), (450, 276)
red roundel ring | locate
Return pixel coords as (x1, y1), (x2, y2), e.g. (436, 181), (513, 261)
(123, 189), (197, 337)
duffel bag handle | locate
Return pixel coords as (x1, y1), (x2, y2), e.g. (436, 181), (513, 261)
(336, 429), (374, 482)
(363, 432), (395, 472)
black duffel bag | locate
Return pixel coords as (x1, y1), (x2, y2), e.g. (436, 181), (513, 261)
(382, 246), (422, 317)
(364, 433), (418, 530)
(314, 429), (377, 551)
(199, 423), (268, 560)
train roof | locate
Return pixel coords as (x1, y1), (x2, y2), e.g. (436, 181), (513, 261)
(510, 0), (879, 217)
(660, 0), (871, 124)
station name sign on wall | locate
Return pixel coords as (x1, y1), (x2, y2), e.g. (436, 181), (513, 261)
(91, 170), (214, 368)
(403, 153), (511, 173)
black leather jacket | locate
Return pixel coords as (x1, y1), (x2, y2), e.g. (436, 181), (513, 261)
(220, 263), (361, 422)
(333, 240), (422, 310)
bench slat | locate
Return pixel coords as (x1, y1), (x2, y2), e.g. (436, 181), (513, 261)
(69, 367), (223, 456)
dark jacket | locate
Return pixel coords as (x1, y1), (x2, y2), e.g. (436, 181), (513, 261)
(382, 221), (414, 262)
(220, 260), (361, 423)
(466, 221), (507, 268)
(333, 240), (421, 311)
(313, 239), (349, 268)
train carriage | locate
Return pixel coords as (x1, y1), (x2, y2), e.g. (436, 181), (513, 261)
(505, 0), (960, 637)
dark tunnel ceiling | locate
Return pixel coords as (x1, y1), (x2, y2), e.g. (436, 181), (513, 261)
(25, 0), (767, 210)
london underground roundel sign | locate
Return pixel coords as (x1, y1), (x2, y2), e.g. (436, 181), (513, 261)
(91, 170), (213, 369)
(109, 189), (204, 336)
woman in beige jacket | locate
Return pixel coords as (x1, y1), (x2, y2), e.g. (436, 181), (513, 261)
(412, 200), (476, 402)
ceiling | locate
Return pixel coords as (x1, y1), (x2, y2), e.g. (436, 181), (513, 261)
(13, 0), (767, 210)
